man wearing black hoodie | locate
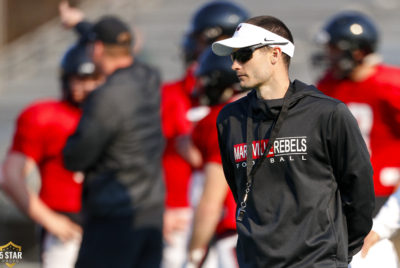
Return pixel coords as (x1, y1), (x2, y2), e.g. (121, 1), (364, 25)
(62, 14), (164, 268)
(212, 15), (375, 268)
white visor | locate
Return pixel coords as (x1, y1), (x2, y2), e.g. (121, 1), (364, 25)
(212, 23), (295, 58)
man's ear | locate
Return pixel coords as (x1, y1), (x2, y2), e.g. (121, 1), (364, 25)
(271, 47), (282, 65)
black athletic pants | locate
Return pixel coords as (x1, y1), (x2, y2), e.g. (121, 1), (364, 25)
(75, 217), (162, 268)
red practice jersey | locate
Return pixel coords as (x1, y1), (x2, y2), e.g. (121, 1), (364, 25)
(192, 103), (236, 234)
(318, 64), (400, 196)
(10, 100), (83, 212)
(161, 66), (196, 208)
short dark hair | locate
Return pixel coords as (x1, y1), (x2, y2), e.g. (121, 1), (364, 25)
(246, 16), (294, 68)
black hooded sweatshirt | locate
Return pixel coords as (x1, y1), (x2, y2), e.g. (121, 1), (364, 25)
(217, 80), (374, 268)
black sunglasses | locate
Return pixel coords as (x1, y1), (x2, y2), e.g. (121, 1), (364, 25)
(230, 44), (268, 63)
(230, 42), (288, 63)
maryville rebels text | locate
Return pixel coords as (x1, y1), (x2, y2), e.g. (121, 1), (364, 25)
(233, 136), (307, 167)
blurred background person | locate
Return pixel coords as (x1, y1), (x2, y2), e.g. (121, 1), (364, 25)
(187, 47), (245, 268)
(0, 41), (102, 268)
(62, 13), (165, 268)
(161, 32), (202, 268)
(315, 11), (400, 205)
(313, 10), (400, 268)
(160, 2), (248, 267)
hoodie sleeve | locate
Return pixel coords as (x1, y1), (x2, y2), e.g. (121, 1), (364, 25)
(327, 102), (375, 260)
(63, 87), (120, 171)
(216, 115), (238, 203)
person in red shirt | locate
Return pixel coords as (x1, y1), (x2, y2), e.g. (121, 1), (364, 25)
(161, 2), (249, 267)
(161, 40), (201, 267)
(0, 42), (103, 268)
(187, 47), (246, 267)
(315, 11), (400, 268)
(316, 10), (400, 213)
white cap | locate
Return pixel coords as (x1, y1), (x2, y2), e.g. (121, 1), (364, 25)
(212, 23), (295, 57)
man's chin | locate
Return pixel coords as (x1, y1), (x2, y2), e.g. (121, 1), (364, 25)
(239, 82), (252, 90)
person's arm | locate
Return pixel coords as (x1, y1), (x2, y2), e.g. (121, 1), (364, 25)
(59, 0), (93, 42)
(63, 88), (119, 171)
(361, 188), (400, 257)
(1, 152), (82, 242)
(59, 1), (84, 29)
(328, 102), (375, 259)
(188, 162), (228, 265)
(176, 135), (203, 169)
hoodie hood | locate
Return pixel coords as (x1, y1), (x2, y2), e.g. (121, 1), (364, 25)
(249, 79), (324, 120)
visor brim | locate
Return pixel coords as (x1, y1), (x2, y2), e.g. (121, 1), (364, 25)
(212, 37), (260, 56)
